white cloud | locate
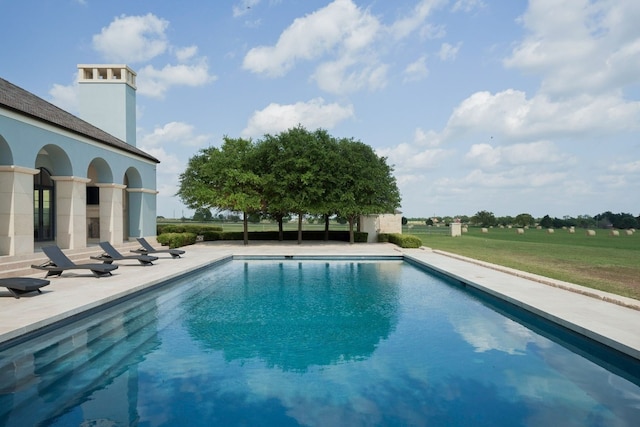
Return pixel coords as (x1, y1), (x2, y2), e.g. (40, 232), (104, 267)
(242, 0), (380, 77)
(92, 14), (169, 63)
(465, 140), (566, 170)
(504, 0), (640, 97)
(175, 45), (198, 62)
(242, 0), (446, 94)
(388, 0), (447, 40)
(241, 98), (354, 138)
(48, 81), (79, 114)
(403, 56), (429, 82)
(139, 122), (211, 149)
(438, 42), (462, 61)
(442, 89), (640, 142)
(136, 61), (217, 98)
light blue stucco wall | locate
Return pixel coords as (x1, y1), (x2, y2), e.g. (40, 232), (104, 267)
(78, 83), (137, 146)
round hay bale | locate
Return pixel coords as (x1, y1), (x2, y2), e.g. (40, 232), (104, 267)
(610, 230), (620, 237)
(516, 228), (525, 235)
(568, 228), (575, 234)
(481, 228), (489, 233)
(586, 230), (596, 236)
(462, 227), (468, 233)
(625, 229), (634, 235)
(547, 228), (554, 234)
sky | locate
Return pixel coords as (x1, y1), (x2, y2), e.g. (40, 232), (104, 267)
(1, 0), (639, 219)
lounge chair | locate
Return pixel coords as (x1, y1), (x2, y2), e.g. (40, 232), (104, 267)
(0, 277), (50, 298)
(131, 237), (185, 259)
(92, 241), (158, 265)
(31, 246), (118, 278)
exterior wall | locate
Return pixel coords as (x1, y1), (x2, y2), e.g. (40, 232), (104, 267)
(359, 213), (403, 243)
(0, 107), (157, 255)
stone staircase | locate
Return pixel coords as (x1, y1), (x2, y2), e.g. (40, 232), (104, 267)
(0, 241), (142, 279)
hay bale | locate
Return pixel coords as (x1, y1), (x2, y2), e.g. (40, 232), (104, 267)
(516, 228), (525, 235)
(568, 228), (575, 234)
(547, 228), (554, 234)
(586, 230), (596, 236)
(626, 229), (634, 235)
(481, 228), (489, 233)
(610, 230), (620, 237)
(462, 227), (468, 233)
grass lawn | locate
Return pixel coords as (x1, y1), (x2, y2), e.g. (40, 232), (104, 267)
(408, 225), (640, 300)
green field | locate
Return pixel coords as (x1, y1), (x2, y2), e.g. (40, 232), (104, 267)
(160, 220), (640, 300)
(408, 225), (640, 300)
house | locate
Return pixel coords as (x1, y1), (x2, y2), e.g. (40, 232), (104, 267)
(0, 64), (159, 256)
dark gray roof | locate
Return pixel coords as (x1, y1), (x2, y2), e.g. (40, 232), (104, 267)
(0, 77), (159, 163)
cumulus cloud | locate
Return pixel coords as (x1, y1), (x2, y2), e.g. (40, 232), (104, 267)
(138, 121), (211, 149)
(137, 61), (216, 98)
(243, 0), (446, 94)
(241, 98), (354, 138)
(504, 0), (640, 97)
(243, 0), (381, 77)
(92, 14), (169, 63)
(442, 89), (640, 142)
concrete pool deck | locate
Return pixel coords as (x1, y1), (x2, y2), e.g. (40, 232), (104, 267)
(0, 241), (639, 362)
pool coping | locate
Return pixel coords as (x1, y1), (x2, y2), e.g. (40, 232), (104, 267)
(0, 242), (638, 364)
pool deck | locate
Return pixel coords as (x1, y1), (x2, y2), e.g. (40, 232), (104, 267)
(1, 241), (639, 361)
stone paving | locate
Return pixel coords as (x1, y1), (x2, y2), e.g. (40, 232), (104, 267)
(1, 241), (638, 362)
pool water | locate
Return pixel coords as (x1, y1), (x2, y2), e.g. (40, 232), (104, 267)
(1, 260), (639, 426)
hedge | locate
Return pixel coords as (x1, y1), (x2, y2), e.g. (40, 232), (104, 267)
(380, 233), (423, 248)
(157, 224), (223, 235)
(156, 232), (197, 248)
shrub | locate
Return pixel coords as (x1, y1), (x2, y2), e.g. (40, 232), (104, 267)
(157, 224), (223, 235)
(157, 232), (197, 248)
(386, 233), (422, 248)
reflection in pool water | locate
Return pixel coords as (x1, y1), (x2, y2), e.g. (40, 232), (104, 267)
(0, 260), (638, 426)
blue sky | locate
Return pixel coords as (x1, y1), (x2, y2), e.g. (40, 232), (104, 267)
(2, 0), (639, 219)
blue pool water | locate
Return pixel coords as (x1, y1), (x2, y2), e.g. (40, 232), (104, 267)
(1, 259), (639, 426)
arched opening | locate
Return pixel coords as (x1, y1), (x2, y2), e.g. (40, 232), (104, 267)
(34, 167), (55, 241)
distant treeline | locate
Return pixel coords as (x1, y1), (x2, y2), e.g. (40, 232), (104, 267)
(405, 211), (639, 229)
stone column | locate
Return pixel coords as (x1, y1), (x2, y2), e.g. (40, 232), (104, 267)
(0, 166), (38, 255)
(96, 183), (126, 245)
(53, 176), (90, 249)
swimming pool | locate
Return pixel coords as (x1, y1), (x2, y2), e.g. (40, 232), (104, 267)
(1, 259), (638, 426)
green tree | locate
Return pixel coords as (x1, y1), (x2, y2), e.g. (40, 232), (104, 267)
(515, 213), (534, 227)
(192, 207), (213, 222)
(177, 136), (262, 245)
(256, 126), (328, 244)
(333, 138), (402, 243)
(472, 210), (496, 227)
(539, 214), (553, 228)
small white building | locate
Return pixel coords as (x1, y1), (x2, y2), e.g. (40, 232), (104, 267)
(359, 212), (403, 243)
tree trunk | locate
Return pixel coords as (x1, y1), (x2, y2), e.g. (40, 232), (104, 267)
(324, 214), (330, 241)
(243, 211), (249, 246)
(348, 216), (355, 244)
(278, 216), (284, 241)
(298, 213), (303, 245)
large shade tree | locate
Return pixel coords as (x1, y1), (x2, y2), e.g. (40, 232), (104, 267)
(255, 126), (328, 244)
(177, 136), (262, 245)
(333, 138), (402, 243)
